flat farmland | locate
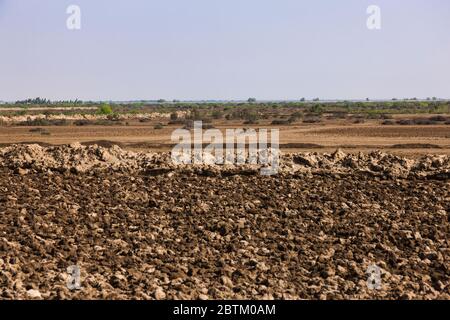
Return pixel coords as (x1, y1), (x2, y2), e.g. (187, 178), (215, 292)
(0, 120), (449, 156)
(0, 103), (449, 300)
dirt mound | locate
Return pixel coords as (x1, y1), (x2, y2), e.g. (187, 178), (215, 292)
(0, 144), (449, 179)
(288, 149), (450, 179)
(0, 143), (144, 173)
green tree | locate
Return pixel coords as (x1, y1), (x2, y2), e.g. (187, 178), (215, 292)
(98, 104), (113, 115)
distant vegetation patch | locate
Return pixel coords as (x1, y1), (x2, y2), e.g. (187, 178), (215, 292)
(382, 117), (450, 126)
(18, 119), (68, 126)
(391, 144), (442, 149)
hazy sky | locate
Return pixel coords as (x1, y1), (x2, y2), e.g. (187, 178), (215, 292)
(0, 0), (449, 101)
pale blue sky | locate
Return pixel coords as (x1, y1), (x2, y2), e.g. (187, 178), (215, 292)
(0, 0), (449, 101)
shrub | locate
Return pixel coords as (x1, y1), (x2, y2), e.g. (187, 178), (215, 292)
(413, 119), (437, 125)
(308, 104), (323, 114)
(73, 120), (91, 126)
(18, 119), (67, 126)
(168, 119), (186, 125)
(93, 120), (122, 126)
(182, 120), (214, 130)
(303, 117), (322, 123)
(98, 104), (113, 115)
(291, 111), (303, 118)
(188, 109), (202, 120)
(429, 116), (447, 122)
(212, 110), (224, 119)
(52, 119), (68, 126)
(242, 111), (259, 124)
(154, 123), (164, 129)
(396, 119), (414, 125)
(271, 119), (290, 125)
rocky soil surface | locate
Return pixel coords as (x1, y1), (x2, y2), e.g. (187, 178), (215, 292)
(0, 144), (448, 300)
(1, 143), (450, 178)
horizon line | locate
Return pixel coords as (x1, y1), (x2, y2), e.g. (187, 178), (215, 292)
(1, 98), (449, 104)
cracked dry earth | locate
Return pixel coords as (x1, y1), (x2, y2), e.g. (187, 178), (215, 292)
(0, 146), (449, 300)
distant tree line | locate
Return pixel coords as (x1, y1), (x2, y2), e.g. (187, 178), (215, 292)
(15, 97), (51, 105)
(14, 97), (83, 105)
